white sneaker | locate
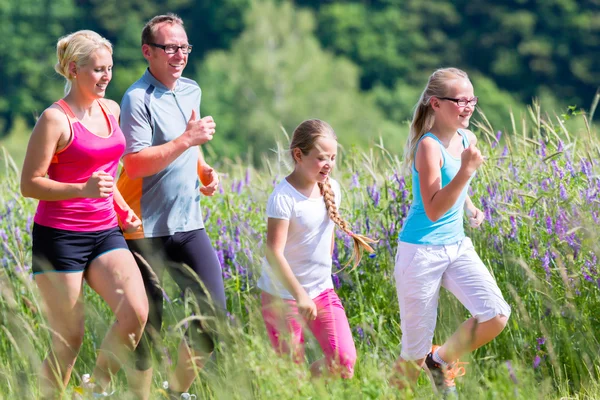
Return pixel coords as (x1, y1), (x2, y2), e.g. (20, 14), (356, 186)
(162, 381), (197, 399)
(80, 374), (115, 398)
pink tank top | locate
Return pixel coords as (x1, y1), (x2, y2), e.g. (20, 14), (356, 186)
(34, 99), (126, 232)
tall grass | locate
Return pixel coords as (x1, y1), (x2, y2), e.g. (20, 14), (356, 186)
(1, 101), (600, 399)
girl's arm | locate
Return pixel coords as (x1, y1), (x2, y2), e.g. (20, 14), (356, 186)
(20, 108), (111, 201)
(266, 218), (317, 320)
(416, 137), (483, 222)
(464, 194), (485, 228)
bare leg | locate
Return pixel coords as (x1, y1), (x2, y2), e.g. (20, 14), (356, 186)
(85, 249), (149, 392)
(438, 315), (508, 363)
(390, 357), (425, 390)
(35, 273), (86, 399)
(168, 340), (210, 393)
(125, 367), (153, 400)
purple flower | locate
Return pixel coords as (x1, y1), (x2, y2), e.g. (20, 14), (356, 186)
(542, 251), (551, 277)
(351, 173), (360, 189)
(245, 168), (251, 185)
(332, 273), (341, 289)
(559, 183), (568, 200)
(356, 326), (365, 339)
(505, 360), (518, 384)
(545, 216), (553, 234)
(492, 131), (502, 148)
(533, 355), (542, 369)
(509, 216), (517, 239)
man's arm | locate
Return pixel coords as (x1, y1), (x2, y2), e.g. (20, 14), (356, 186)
(120, 90), (216, 179)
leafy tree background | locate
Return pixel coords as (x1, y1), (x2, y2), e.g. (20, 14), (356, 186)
(1, 0), (598, 164)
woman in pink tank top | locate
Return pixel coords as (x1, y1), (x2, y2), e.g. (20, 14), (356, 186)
(20, 30), (148, 398)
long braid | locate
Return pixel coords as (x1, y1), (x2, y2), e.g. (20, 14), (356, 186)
(318, 179), (377, 270)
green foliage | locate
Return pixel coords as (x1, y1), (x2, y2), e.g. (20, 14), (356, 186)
(0, 0), (598, 163)
(197, 0), (402, 164)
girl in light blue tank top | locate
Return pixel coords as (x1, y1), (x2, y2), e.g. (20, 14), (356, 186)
(391, 68), (511, 399)
(400, 130), (471, 245)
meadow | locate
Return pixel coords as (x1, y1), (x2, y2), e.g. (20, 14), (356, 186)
(1, 102), (600, 399)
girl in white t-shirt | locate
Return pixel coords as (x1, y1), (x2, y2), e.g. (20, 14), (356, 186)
(258, 119), (376, 378)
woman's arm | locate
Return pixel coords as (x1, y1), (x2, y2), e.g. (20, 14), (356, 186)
(20, 108), (111, 201)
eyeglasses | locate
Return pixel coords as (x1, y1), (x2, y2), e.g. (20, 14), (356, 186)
(438, 97), (478, 107)
(149, 43), (193, 54)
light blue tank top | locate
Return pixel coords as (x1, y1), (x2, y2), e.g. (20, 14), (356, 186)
(399, 130), (471, 245)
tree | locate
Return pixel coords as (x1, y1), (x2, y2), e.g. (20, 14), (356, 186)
(0, 0), (78, 134)
(196, 0), (402, 165)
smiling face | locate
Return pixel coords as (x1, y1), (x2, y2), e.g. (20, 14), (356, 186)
(70, 46), (112, 99)
(293, 137), (338, 184)
(143, 22), (188, 89)
(433, 78), (476, 131)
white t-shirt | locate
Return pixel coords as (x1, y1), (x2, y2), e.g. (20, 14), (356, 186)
(257, 178), (342, 300)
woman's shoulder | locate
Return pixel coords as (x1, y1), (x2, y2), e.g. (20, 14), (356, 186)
(38, 104), (71, 129)
(99, 98), (120, 118)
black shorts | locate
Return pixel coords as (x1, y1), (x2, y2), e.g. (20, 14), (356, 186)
(32, 223), (128, 274)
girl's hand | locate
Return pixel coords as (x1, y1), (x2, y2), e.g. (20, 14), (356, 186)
(466, 207), (485, 228)
(297, 293), (317, 321)
(120, 209), (142, 233)
(460, 144), (485, 177)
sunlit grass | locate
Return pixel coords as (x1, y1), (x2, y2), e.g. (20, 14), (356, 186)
(1, 101), (600, 399)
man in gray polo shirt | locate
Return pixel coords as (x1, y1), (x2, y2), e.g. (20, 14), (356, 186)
(117, 13), (226, 400)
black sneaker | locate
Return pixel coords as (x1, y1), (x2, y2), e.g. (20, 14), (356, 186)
(424, 345), (466, 399)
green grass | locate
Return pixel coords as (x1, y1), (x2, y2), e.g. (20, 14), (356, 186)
(1, 102), (600, 399)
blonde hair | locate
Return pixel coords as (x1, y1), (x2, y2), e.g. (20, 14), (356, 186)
(290, 119), (377, 269)
(55, 30), (113, 95)
(141, 13), (184, 45)
(403, 67), (470, 173)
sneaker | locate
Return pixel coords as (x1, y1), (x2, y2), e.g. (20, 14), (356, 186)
(424, 346), (466, 399)
(161, 381), (197, 400)
(72, 374), (115, 398)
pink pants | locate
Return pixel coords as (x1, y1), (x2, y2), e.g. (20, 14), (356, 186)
(261, 289), (357, 378)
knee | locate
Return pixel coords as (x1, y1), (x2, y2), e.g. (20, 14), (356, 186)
(52, 328), (84, 361)
(494, 314), (509, 331)
(485, 314), (509, 336)
(117, 302), (149, 346)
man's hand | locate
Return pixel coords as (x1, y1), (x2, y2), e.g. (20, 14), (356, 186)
(199, 164), (219, 196)
(184, 110), (215, 147)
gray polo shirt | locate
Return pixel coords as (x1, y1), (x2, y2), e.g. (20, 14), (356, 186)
(118, 69), (204, 239)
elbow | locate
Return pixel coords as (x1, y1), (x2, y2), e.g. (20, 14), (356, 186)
(265, 246), (281, 263)
(123, 157), (142, 180)
(424, 208), (441, 223)
(20, 180), (35, 199)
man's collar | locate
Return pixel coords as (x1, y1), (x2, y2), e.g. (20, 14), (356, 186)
(142, 68), (178, 92)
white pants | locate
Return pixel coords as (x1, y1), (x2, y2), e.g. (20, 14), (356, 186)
(394, 237), (511, 361)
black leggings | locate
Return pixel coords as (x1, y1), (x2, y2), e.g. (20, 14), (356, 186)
(127, 228), (227, 371)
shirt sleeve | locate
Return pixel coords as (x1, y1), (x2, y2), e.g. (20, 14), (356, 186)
(120, 90), (153, 155)
(266, 192), (294, 220)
